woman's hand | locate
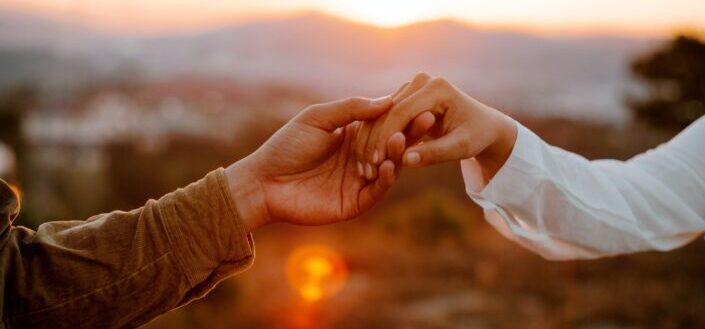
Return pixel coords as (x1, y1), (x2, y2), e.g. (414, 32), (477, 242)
(355, 73), (518, 183)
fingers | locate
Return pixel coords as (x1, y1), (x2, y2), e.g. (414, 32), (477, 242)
(297, 95), (393, 132)
(364, 162), (377, 181)
(357, 130), (405, 181)
(402, 130), (470, 168)
(404, 111), (436, 146)
(366, 77), (452, 164)
(358, 160), (396, 212)
(391, 81), (410, 99)
(355, 123), (373, 177)
(380, 112), (433, 168)
(386, 132), (406, 164)
(364, 73), (432, 165)
(351, 73), (447, 182)
(357, 111), (434, 181)
(393, 73), (431, 104)
(353, 78), (416, 179)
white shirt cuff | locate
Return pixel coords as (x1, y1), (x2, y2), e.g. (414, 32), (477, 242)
(460, 121), (600, 260)
(461, 120), (542, 208)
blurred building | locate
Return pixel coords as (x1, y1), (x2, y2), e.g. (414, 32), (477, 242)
(24, 79), (316, 149)
(26, 82), (245, 149)
(17, 79), (316, 222)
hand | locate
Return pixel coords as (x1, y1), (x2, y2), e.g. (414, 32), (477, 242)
(225, 96), (407, 232)
(356, 73), (518, 183)
(353, 80), (437, 180)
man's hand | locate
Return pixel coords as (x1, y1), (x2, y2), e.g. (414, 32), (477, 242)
(224, 96), (407, 231)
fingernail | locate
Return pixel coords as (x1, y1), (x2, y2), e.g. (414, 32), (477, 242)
(405, 152), (421, 166)
(373, 150), (379, 164)
(365, 163), (373, 179)
(370, 95), (391, 106)
(357, 161), (364, 176)
(390, 132), (405, 146)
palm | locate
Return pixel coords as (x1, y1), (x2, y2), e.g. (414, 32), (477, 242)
(250, 119), (383, 226)
(230, 96), (398, 229)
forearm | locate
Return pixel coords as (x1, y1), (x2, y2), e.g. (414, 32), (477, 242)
(463, 121), (705, 260)
(2, 168), (254, 328)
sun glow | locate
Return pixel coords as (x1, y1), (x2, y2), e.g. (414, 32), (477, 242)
(331, 0), (442, 27)
(3, 0), (705, 35)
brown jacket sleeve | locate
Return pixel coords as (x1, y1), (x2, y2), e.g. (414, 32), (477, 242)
(0, 168), (255, 329)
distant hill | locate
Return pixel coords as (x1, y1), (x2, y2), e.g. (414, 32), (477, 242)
(0, 10), (661, 122)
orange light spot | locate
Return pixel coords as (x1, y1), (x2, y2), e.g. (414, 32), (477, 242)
(299, 285), (323, 301)
(305, 256), (333, 278)
(286, 245), (347, 302)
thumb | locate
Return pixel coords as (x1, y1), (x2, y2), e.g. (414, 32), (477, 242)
(297, 96), (392, 132)
(402, 132), (469, 168)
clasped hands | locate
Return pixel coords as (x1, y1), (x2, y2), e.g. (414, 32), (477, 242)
(225, 73), (517, 232)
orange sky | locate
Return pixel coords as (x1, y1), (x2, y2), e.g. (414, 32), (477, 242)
(2, 0), (704, 36)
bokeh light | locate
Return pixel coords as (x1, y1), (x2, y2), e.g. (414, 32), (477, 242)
(285, 245), (348, 302)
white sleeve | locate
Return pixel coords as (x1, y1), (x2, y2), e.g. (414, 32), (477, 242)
(461, 116), (705, 260)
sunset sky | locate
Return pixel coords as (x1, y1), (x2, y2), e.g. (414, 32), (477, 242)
(2, 0), (705, 36)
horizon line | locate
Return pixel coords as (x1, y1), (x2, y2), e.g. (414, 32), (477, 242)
(1, 5), (697, 39)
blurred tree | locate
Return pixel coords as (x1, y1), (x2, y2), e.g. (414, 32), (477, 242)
(628, 34), (705, 131)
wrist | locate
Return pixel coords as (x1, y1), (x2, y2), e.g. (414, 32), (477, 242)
(475, 112), (517, 182)
(224, 158), (270, 232)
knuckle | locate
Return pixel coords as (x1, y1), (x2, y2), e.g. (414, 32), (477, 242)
(306, 103), (325, 114)
(430, 77), (450, 89)
(427, 144), (442, 158)
(296, 105), (318, 121)
(344, 96), (368, 110)
(457, 137), (472, 153)
(413, 72), (431, 82)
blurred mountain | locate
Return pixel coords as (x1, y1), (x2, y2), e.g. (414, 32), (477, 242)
(0, 10), (660, 122)
(0, 9), (102, 50)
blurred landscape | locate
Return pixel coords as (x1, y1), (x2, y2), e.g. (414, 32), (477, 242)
(1, 6), (705, 329)
(0, 9), (660, 122)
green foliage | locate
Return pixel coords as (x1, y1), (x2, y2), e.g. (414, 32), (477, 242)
(628, 34), (705, 131)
